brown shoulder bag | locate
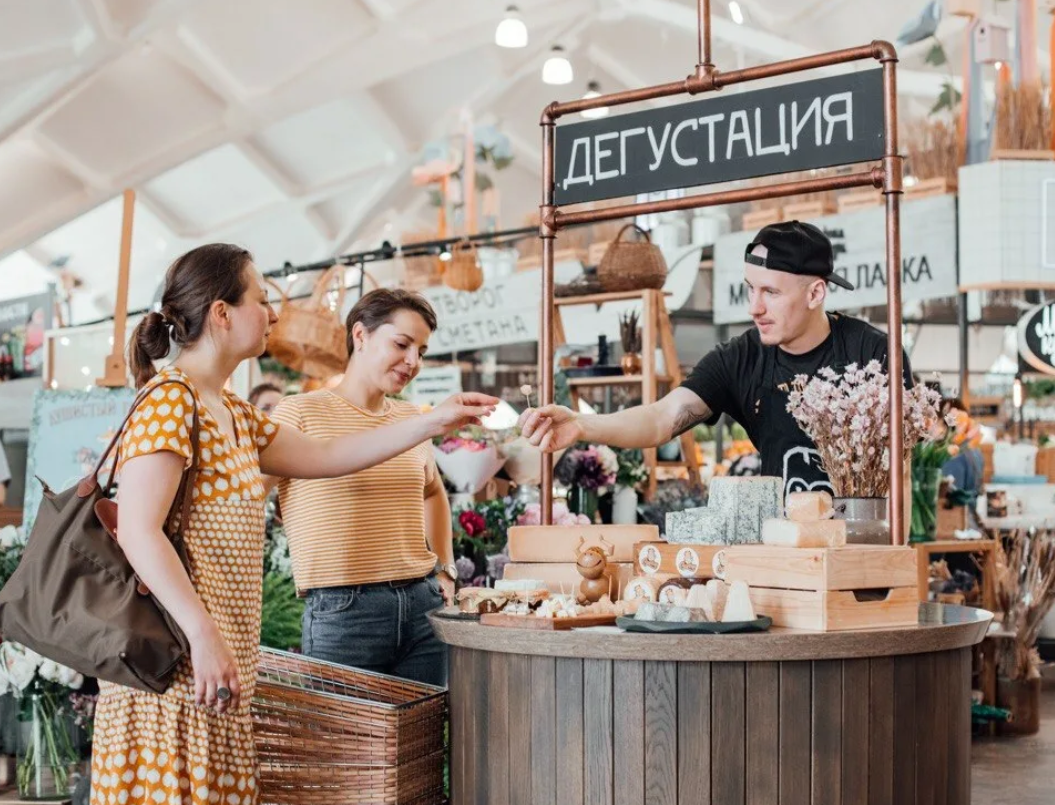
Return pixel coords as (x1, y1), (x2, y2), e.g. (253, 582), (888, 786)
(0, 379), (201, 694)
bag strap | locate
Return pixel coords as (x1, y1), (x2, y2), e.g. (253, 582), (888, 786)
(612, 223), (651, 243)
(92, 378), (202, 538)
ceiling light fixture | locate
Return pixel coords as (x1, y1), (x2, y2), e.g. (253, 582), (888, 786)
(542, 45), (574, 85)
(729, 1), (744, 25)
(581, 81), (609, 119)
(286, 271), (299, 283)
(495, 5), (528, 48)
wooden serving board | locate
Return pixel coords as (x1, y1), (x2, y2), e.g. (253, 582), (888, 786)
(720, 544), (917, 592)
(632, 541), (722, 578)
(479, 613), (618, 630)
(749, 586), (919, 632)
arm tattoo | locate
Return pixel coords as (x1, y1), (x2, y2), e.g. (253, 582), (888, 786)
(671, 404), (709, 439)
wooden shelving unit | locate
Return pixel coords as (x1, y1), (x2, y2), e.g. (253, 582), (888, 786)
(554, 288), (699, 499)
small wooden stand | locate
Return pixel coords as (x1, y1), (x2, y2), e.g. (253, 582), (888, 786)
(96, 189), (136, 388)
(554, 288), (700, 499)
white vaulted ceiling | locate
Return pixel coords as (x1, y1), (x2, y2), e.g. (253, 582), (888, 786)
(0, 0), (1051, 321)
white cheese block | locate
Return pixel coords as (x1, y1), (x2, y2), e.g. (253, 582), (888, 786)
(785, 491), (834, 522)
(722, 580), (757, 622)
(624, 576), (663, 603)
(761, 518), (847, 548)
(705, 579), (728, 622)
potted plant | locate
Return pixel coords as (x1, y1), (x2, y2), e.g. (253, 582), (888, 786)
(910, 407), (983, 542)
(993, 532), (1055, 735)
(555, 445), (618, 522)
(787, 361), (941, 543)
(451, 497), (525, 586)
(619, 310), (643, 375)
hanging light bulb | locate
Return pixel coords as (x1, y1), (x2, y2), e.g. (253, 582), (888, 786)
(729, 1), (744, 25)
(542, 45), (574, 85)
(580, 80), (609, 119)
(495, 5), (528, 49)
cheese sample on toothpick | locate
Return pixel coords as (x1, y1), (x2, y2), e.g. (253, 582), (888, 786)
(762, 517), (847, 547)
(785, 491), (833, 522)
(722, 581), (756, 622)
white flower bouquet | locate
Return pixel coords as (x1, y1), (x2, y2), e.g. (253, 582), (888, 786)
(786, 361), (941, 498)
(0, 641), (84, 797)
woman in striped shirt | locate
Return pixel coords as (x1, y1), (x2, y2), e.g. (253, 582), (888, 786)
(268, 289), (456, 686)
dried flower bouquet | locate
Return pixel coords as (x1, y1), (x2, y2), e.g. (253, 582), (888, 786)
(786, 361), (941, 497)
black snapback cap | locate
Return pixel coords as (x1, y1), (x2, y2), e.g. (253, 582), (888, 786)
(744, 220), (854, 290)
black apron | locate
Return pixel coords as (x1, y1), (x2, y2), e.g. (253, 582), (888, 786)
(745, 315), (851, 502)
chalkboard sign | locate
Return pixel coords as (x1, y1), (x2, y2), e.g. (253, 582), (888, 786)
(554, 70), (885, 205)
(22, 387), (136, 535)
(1018, 301), (1055, 376)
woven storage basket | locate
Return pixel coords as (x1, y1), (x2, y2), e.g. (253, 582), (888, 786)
(253, 648), (447, 805)
(597, 224), (668, 292)
(442, 240), (484, 292)
(267, 265), (348, 380)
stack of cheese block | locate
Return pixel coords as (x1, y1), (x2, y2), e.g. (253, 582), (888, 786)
(718, 491), (920, 632)
(666, 476), (782, 545)
(503, 524), (662, 596)
(761, 489), (846, 546)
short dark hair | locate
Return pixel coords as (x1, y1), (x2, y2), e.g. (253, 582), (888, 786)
(344, 289), (438, 357)
(248, 383), (282, 406)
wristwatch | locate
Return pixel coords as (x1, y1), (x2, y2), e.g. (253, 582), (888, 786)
(438, 563), (458, 582)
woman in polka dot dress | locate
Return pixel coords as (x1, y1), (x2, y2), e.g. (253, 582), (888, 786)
(90, 244), (497, 805)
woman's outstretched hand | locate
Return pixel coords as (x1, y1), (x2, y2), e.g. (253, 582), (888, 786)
(425, 393), (500, 437)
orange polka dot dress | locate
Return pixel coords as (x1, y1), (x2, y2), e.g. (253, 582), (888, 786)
(91, 367), (279, 805)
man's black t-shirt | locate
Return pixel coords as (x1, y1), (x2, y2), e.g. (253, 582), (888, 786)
(682, 313), (912, 500)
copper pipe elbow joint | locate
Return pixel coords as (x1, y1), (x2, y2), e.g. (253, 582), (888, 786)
(872, 40), (898, 63)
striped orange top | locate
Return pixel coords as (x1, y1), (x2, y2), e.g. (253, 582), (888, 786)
(271, 391), (442, 591)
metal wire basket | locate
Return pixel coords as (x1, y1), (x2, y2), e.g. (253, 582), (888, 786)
(253, 648), (448, 805)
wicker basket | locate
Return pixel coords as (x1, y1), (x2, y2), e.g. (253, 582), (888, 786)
(596, 224), (668, 292)
(266, 266), (349, 380)
(442, 240), (484, 292)
(252, 649), (447, 805)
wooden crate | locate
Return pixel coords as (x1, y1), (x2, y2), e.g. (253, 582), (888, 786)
(632, 541), (721, 577)
(1035, 446), (1055, 481)
(837, 190), (881, 213)
(718, 545), (918, 592)
(936, 505), (968, 538)
(741, 208), (782, 231)
(749, 586), (919, 631)
(782, 200), (834, 221)
(507, 524), (659, 563)
(502, 561), (640, 597)
(906, 176), (956, 199)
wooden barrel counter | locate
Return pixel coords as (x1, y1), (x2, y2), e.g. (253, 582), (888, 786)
(431, 603), (991, 805)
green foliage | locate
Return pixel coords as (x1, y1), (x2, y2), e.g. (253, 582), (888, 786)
(931, 81), (962, 115)
(260, 572), (304, 651)
(925, 40), (948, 67)
(615, 448), (649, 490)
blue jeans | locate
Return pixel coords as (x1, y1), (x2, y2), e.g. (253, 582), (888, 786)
(301, 576), (448, 687)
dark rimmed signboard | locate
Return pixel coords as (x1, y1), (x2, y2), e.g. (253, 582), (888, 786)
(1018, 301), (1055, 376)
(554, 69), (885, 206)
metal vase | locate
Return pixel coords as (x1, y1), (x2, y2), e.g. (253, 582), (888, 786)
(833, 497), (891, 545)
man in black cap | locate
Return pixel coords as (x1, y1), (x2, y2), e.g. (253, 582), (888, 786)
(519, 220), (911, 500)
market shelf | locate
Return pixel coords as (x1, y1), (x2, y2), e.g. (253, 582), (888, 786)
(566, 374), (673, 388)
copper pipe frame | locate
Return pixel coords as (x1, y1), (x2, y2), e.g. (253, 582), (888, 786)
(538, 22), (904, 544)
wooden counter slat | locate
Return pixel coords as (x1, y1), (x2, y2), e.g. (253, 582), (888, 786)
(932, 651), (950, 805)
(711, 663), (746, 805)
(584, 660), (614, 805)
(676, 663), (710, 805)
(892, 656), (918, 805)
(950, 648), (971, 805)
(868, 656), (895, 805)
(450, 647), (469, 802)
(473, 648), (490, 804)
(614, 662), (646, 805)
(915, 652), (938, 805)
(841, 659), (870, 805)
(812, 661), (843, 805)
(509, 654), (534, 805)
(530, 656), (557, 805)
(644, 661), (678, 805)
(779, 663), (812, 805)
(556, 658), (584, 805)
(746, 662), (779, 805)
(489, 652), (510, 805)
